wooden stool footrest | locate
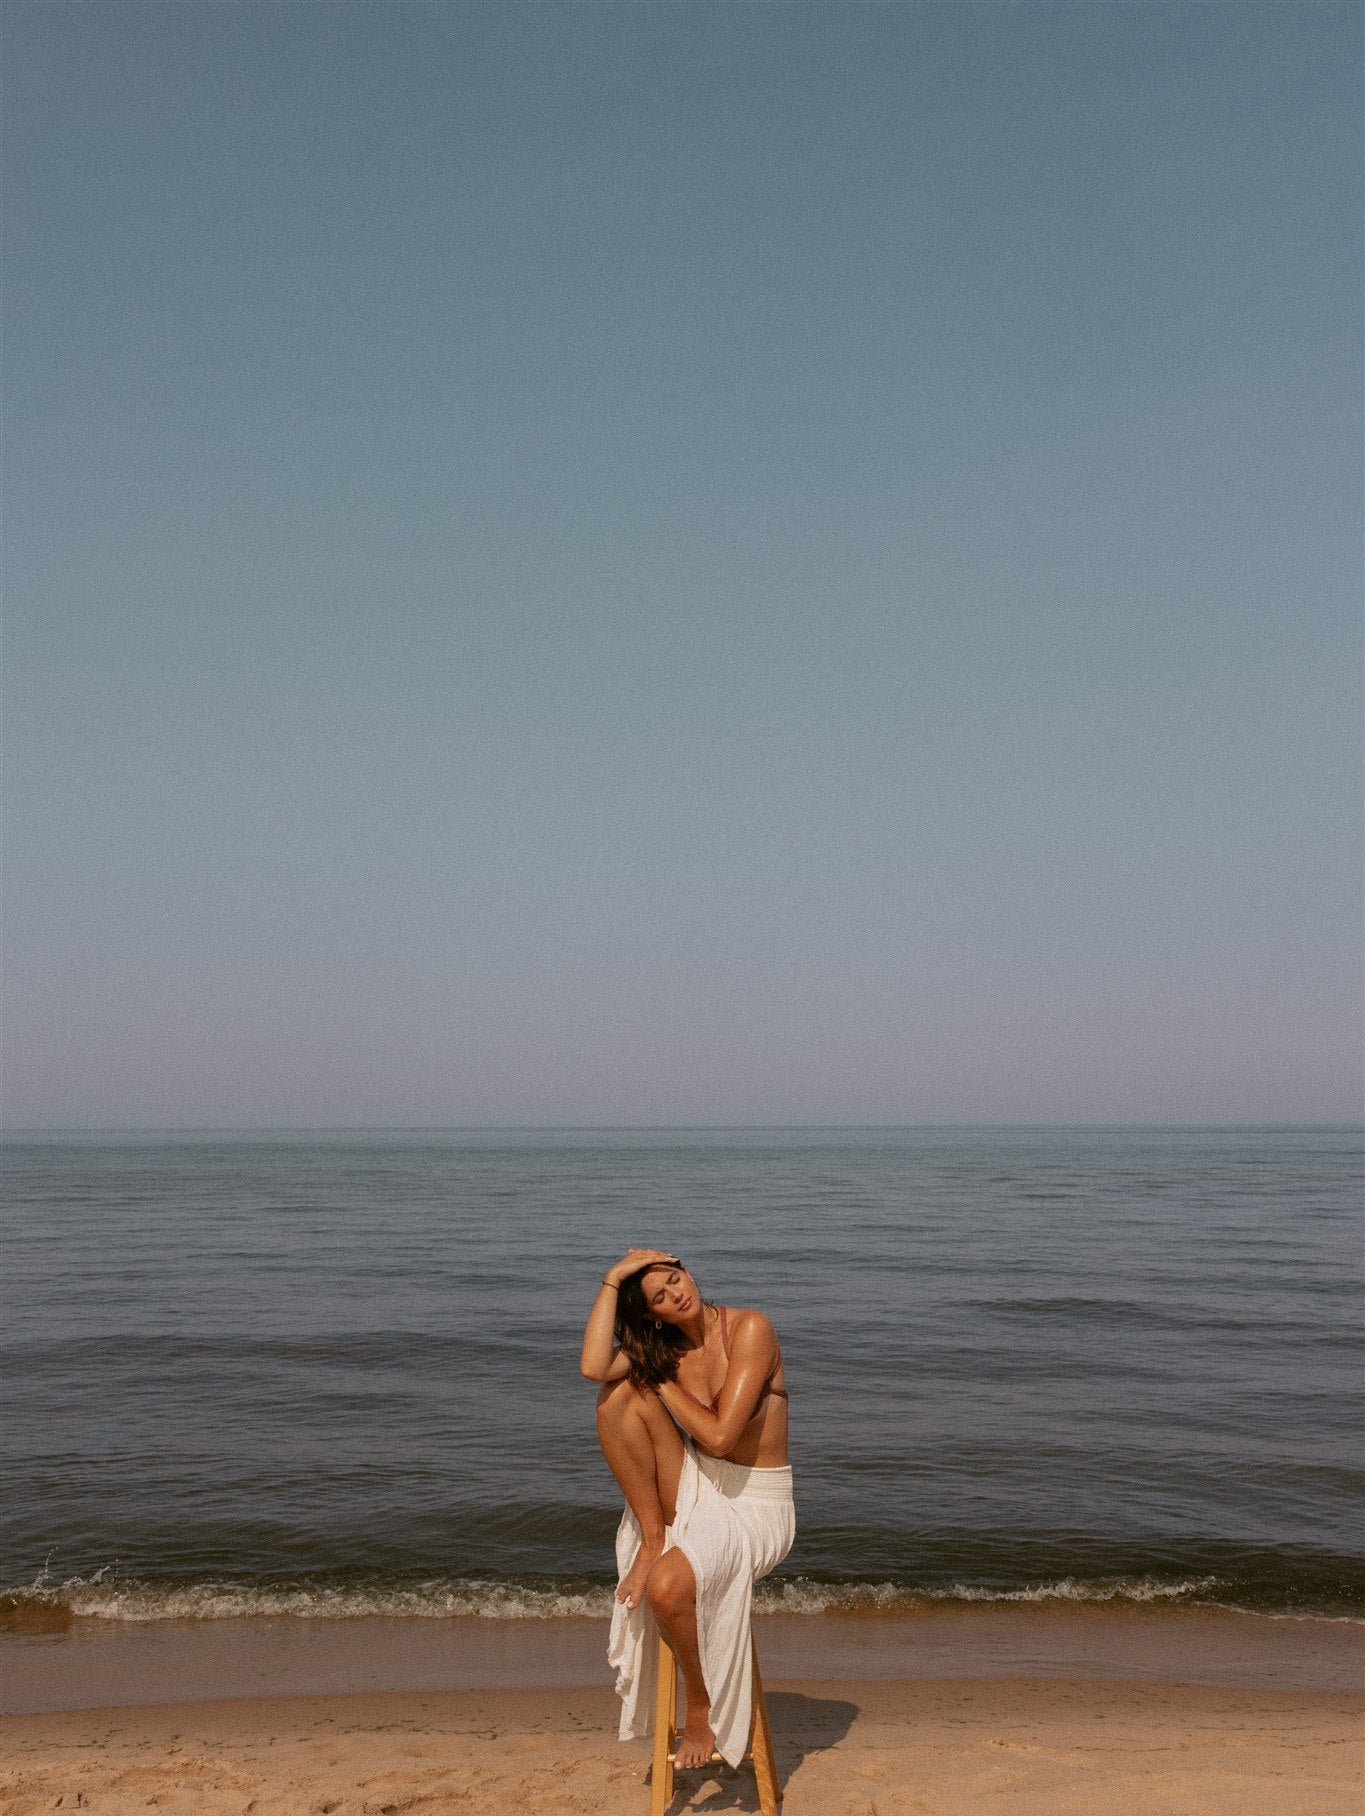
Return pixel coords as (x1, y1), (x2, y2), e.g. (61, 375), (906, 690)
(649, 1633), (782, 1815)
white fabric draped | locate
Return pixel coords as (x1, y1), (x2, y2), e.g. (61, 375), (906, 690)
(608, 1442), (795, 1768)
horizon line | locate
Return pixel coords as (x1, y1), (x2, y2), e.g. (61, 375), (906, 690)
(3, 1121), (1361, 1137)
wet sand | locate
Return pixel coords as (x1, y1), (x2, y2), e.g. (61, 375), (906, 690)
(3, 1604), (1360, 1714)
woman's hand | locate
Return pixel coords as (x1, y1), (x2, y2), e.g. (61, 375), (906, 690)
(603, 1248), (679, 1289)
(657, 1309), (778, 1457)
(580, 1249), (677, 1382)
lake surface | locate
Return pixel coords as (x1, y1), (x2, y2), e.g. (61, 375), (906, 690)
(2, 1127), (1360, 1623)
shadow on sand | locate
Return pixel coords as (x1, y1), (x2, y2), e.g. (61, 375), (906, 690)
(655, 1690), (860, 1813)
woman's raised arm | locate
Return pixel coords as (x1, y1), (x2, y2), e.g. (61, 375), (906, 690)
(578, 1248), (678, 1381)
(655, 1309), (778, 1456)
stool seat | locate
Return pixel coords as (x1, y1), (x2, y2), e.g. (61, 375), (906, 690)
(649, 1632), (782, 1815)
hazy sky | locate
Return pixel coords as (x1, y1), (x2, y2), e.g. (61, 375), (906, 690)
(4, 2), (1360, 1128)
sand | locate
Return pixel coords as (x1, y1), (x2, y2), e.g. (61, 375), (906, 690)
(0, 1676), (1360, 1816)
(2, 1610), (1361, 1815)
(7, 1605), (1360, 1714)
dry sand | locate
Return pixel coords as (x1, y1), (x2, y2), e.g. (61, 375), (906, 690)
(1, 1675), (1361, 1816)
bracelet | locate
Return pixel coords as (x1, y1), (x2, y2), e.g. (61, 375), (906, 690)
(602, 1277), (619, 1289)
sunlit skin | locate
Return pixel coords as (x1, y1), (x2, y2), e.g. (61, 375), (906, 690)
(580, 1247), (789, 1771)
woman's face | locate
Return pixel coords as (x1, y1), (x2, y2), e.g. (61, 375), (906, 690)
(638, 1264), (700, 1325)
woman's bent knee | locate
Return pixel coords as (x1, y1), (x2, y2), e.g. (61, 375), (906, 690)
(596, 1376), (637, 1415)
(645, 1551), (694, 1621)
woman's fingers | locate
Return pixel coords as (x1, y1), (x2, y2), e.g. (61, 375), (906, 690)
(603, 1248), (673, 1291)
(602, 1248), (679, 1289)
(619, 1247), (678, 1269)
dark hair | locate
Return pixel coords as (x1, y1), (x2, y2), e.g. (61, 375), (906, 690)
(615, 1261), (697, 1388)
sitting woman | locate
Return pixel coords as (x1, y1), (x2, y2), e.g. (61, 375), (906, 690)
(579, 1248), (795, 1771)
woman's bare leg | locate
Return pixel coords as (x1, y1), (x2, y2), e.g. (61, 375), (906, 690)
(646, 1548), (713, 1768)
(595, 1379), (685, 1609)
(597, 1386), (712, 1761)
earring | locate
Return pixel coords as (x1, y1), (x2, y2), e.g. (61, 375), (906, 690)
(653, 1318), (662, 1329)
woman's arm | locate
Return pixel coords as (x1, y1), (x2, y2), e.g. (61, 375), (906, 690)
(655, 1310), (778, 1456)
(578, 1247), (678, 1381)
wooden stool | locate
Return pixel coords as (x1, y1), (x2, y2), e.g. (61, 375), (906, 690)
(649, 1632), (782, 1816)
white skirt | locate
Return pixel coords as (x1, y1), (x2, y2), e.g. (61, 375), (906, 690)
(607, 1441), (796, 1767)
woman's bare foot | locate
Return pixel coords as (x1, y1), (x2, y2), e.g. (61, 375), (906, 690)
(616, 1541), (663, 1610)
(672, 1703), (717, 1770)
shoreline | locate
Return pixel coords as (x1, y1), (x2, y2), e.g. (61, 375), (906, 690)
(4, 1602), (1360, 1717)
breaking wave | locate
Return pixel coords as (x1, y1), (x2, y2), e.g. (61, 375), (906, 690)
(5, 1568), (1327, 1630)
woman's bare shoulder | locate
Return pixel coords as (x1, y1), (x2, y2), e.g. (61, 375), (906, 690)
(726, 1306), (777, 1343)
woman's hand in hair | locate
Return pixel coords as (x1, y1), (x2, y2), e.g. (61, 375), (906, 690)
(580, 1250), (676, 1381)
(604, 1248), (679, 1289)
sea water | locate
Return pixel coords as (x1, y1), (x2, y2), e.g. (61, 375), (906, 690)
(2, 1127), (1360, 1625)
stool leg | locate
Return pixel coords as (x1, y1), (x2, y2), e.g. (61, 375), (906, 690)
(749, 1638), (783, 1812)
(649, 1635), (677, 1816)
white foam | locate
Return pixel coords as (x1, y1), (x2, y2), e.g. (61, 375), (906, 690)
(2, 1570), (1352, 1624)
(3, 1575), (612, 1623)
(751, 1575), (1224, 1614)
(929, 1575), (1223, 1606)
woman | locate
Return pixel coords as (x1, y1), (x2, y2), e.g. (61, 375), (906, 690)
(579, 1247), (794, 1771)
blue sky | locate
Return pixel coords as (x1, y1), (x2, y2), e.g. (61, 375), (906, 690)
(4, 2), (1360, 1127)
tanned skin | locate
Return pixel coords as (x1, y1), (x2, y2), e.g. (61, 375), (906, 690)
(580, 1249), (789, 1770)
